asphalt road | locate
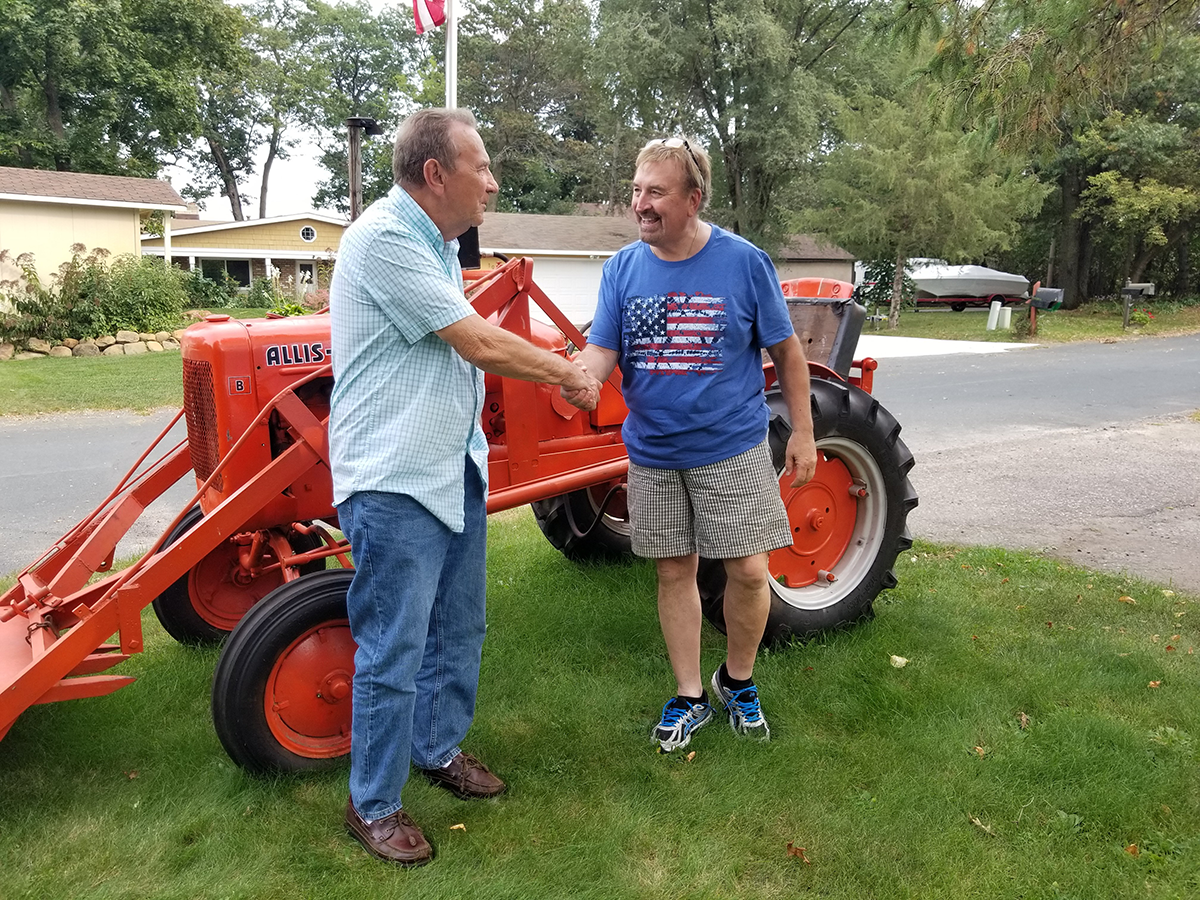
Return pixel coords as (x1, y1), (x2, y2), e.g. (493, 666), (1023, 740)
(864, 332), (1200, 593)
(2, 332), (1198, 594)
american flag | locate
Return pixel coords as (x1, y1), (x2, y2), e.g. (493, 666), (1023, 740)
(413, 0), (446, 34)
(623, 292), (727, 374)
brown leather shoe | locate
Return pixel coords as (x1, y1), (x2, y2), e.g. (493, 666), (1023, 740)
(344, 799), (433, 866)
(419, 752), (507, 800)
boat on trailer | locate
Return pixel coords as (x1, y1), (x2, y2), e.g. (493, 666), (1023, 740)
(909, 263), (1030, 311)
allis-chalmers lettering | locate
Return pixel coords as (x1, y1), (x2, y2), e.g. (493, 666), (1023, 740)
(265, 342), (328, 367)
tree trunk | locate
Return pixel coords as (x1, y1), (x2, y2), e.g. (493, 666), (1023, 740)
(888, 250), (906, 330)
(1175, 229), (1190, 297)
(259, 125), (282, 219)
(1129, 221), (1189, 284)
(0, 85), (33, 166)
(1057, 162), (1087, 309)
(208, 136), (245, 221)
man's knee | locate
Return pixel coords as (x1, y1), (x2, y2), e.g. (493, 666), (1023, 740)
(656, 554), (698, 588)
(723, 553), (770, 594)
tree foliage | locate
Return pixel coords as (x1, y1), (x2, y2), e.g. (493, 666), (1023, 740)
(0, 0), (243, 174)
(802, 92), (1047, 326)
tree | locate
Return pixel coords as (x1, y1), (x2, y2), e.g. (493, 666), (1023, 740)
(0, 0), (243, 174)
(303, 0), (427, 214)
(801, 94), (1047, 327)
(889, 0), (1200, 305)
(596, 0), (878, 250)
(458, 0), (606, 213)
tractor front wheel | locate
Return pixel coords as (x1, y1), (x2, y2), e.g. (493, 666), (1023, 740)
(151, 510), (324, 645)
(532, 479), (632, 561)
(697, 378), (917, 645)
(211, 569), (355, 774)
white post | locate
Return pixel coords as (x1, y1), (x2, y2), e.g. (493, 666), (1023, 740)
(445, 0), (457, 108)
(986, 298), (1002, 331)
(162, 213), (172, 267)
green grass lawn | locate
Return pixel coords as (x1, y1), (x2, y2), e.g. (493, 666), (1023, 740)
(2, 512), (1197, 899)
(873, 299), (1200, 343)
(0, 352), (183, 415)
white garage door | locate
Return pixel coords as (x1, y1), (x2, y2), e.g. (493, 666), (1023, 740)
(522, 256), (607, 328)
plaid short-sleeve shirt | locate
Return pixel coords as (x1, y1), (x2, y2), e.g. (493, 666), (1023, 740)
(328, 184), (488, 532)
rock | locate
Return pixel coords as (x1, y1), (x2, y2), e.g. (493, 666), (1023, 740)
(115, 330), (140, 344)
(62, 338), (79, 349)
(124, 341), (148, 355)
(145, 341), (164, 352)
(25, 337), (51, 354)
(0, 343), (13, 361)
(138, 332), (156, 342)
(95, 335), (117, 348)
(161, 339), (180, 351)
(73, 342), (100, 357)
(102, 344), (125, 356)
(154, 331), (171, 343)
(14, 351), (43, 360)
(183, 310), (211, 322)
(48, 346), (73, 358)
(172, 329), (186, 341)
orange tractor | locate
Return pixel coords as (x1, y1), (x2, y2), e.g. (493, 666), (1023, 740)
(0, 258), (916, 773)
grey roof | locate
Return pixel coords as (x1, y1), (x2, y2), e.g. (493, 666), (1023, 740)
(0, 165), (186, 209)
(480, 212), (640, 253)
(479, 211), (852, 260)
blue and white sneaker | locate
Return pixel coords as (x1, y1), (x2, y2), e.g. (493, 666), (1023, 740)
(710, 669), (770, 740)
(652, 696), (714, 752)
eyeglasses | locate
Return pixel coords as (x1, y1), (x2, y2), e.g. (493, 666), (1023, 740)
(645, 137), (702, 171)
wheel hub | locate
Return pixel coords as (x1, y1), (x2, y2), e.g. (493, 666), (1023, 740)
(770, 452), (857, 588)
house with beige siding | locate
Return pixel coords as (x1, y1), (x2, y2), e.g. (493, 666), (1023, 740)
(140, 213), (347, 291)
(0, 166), (187, 300)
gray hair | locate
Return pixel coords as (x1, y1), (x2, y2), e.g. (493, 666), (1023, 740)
(636, 137), (712, 210)
(393, 107), (479, 187)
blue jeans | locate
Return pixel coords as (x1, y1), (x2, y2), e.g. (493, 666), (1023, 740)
(337, 460), (487, 821)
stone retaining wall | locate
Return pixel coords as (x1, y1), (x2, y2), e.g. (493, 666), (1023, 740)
(0, 329), (186, 361)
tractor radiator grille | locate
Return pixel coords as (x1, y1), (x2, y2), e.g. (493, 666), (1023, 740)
(182, 359), (223, 492)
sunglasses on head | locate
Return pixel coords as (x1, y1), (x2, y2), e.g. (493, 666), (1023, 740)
(645, 137), (701, 170)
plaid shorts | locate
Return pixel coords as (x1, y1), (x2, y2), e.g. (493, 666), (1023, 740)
(627, 439), (792, 560)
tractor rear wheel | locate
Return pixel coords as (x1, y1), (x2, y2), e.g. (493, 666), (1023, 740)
(532, 479), (632, 561)
(697, 378), (917, 646)
(151, 510), (324, 645)
(211, 569), (355, 774)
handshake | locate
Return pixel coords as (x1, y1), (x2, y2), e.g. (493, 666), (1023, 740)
(559, 356), (603, 412)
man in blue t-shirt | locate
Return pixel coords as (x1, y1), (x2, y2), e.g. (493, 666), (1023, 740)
(571, 137), (817, 752)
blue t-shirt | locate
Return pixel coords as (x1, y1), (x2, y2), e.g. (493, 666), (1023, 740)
(588, 225), (794, 469)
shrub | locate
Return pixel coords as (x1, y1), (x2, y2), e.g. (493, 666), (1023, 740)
(184, 270), (239, 309)
(99, 255), (189, 333)
(0, 246), (190, 340)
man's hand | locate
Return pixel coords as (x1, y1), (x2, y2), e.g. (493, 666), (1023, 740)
(560, 357), (601, 411)
(782, 430), (818, 488)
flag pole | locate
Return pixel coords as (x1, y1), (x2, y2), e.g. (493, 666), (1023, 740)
(445, 0), (457, 109)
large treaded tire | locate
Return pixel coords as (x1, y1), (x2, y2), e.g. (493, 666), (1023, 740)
(211, 569), (355, 774)
(532, 480), (632, 561)
(151, 510), (324, 646)
(698, 378), (917, 646)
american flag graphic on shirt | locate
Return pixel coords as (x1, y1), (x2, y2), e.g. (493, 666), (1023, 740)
(622, 292), (727, 374)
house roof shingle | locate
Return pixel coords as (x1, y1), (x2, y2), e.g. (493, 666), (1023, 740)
(0, 165), (186, 210)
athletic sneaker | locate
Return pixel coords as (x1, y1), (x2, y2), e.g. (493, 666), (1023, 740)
(710, 669), (771, 740)
(652, 696), (714, 752)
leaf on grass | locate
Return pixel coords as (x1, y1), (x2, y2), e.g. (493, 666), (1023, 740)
(124, 770), (138, 780)
(969, 815), (995, 836)
(1166, 645), (1175, 652)
(786, 841), (811, 864)
(1163, 590), (1176, 597)
(1000, 577), (1009, 584)
(450, 823), (466, 832)
(1118, 595), (1137, 604)
(1018, 712), (1030, 730)
(1125, 843), (1139, 856)
(973, 746), (988, 758)
(1149, 681), (1162, 688)
(890, 655), (908, 668)
(1172, 635), (1181, 641)
(1151, 634), (1160, 643)
(685, 751), (696, 762)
